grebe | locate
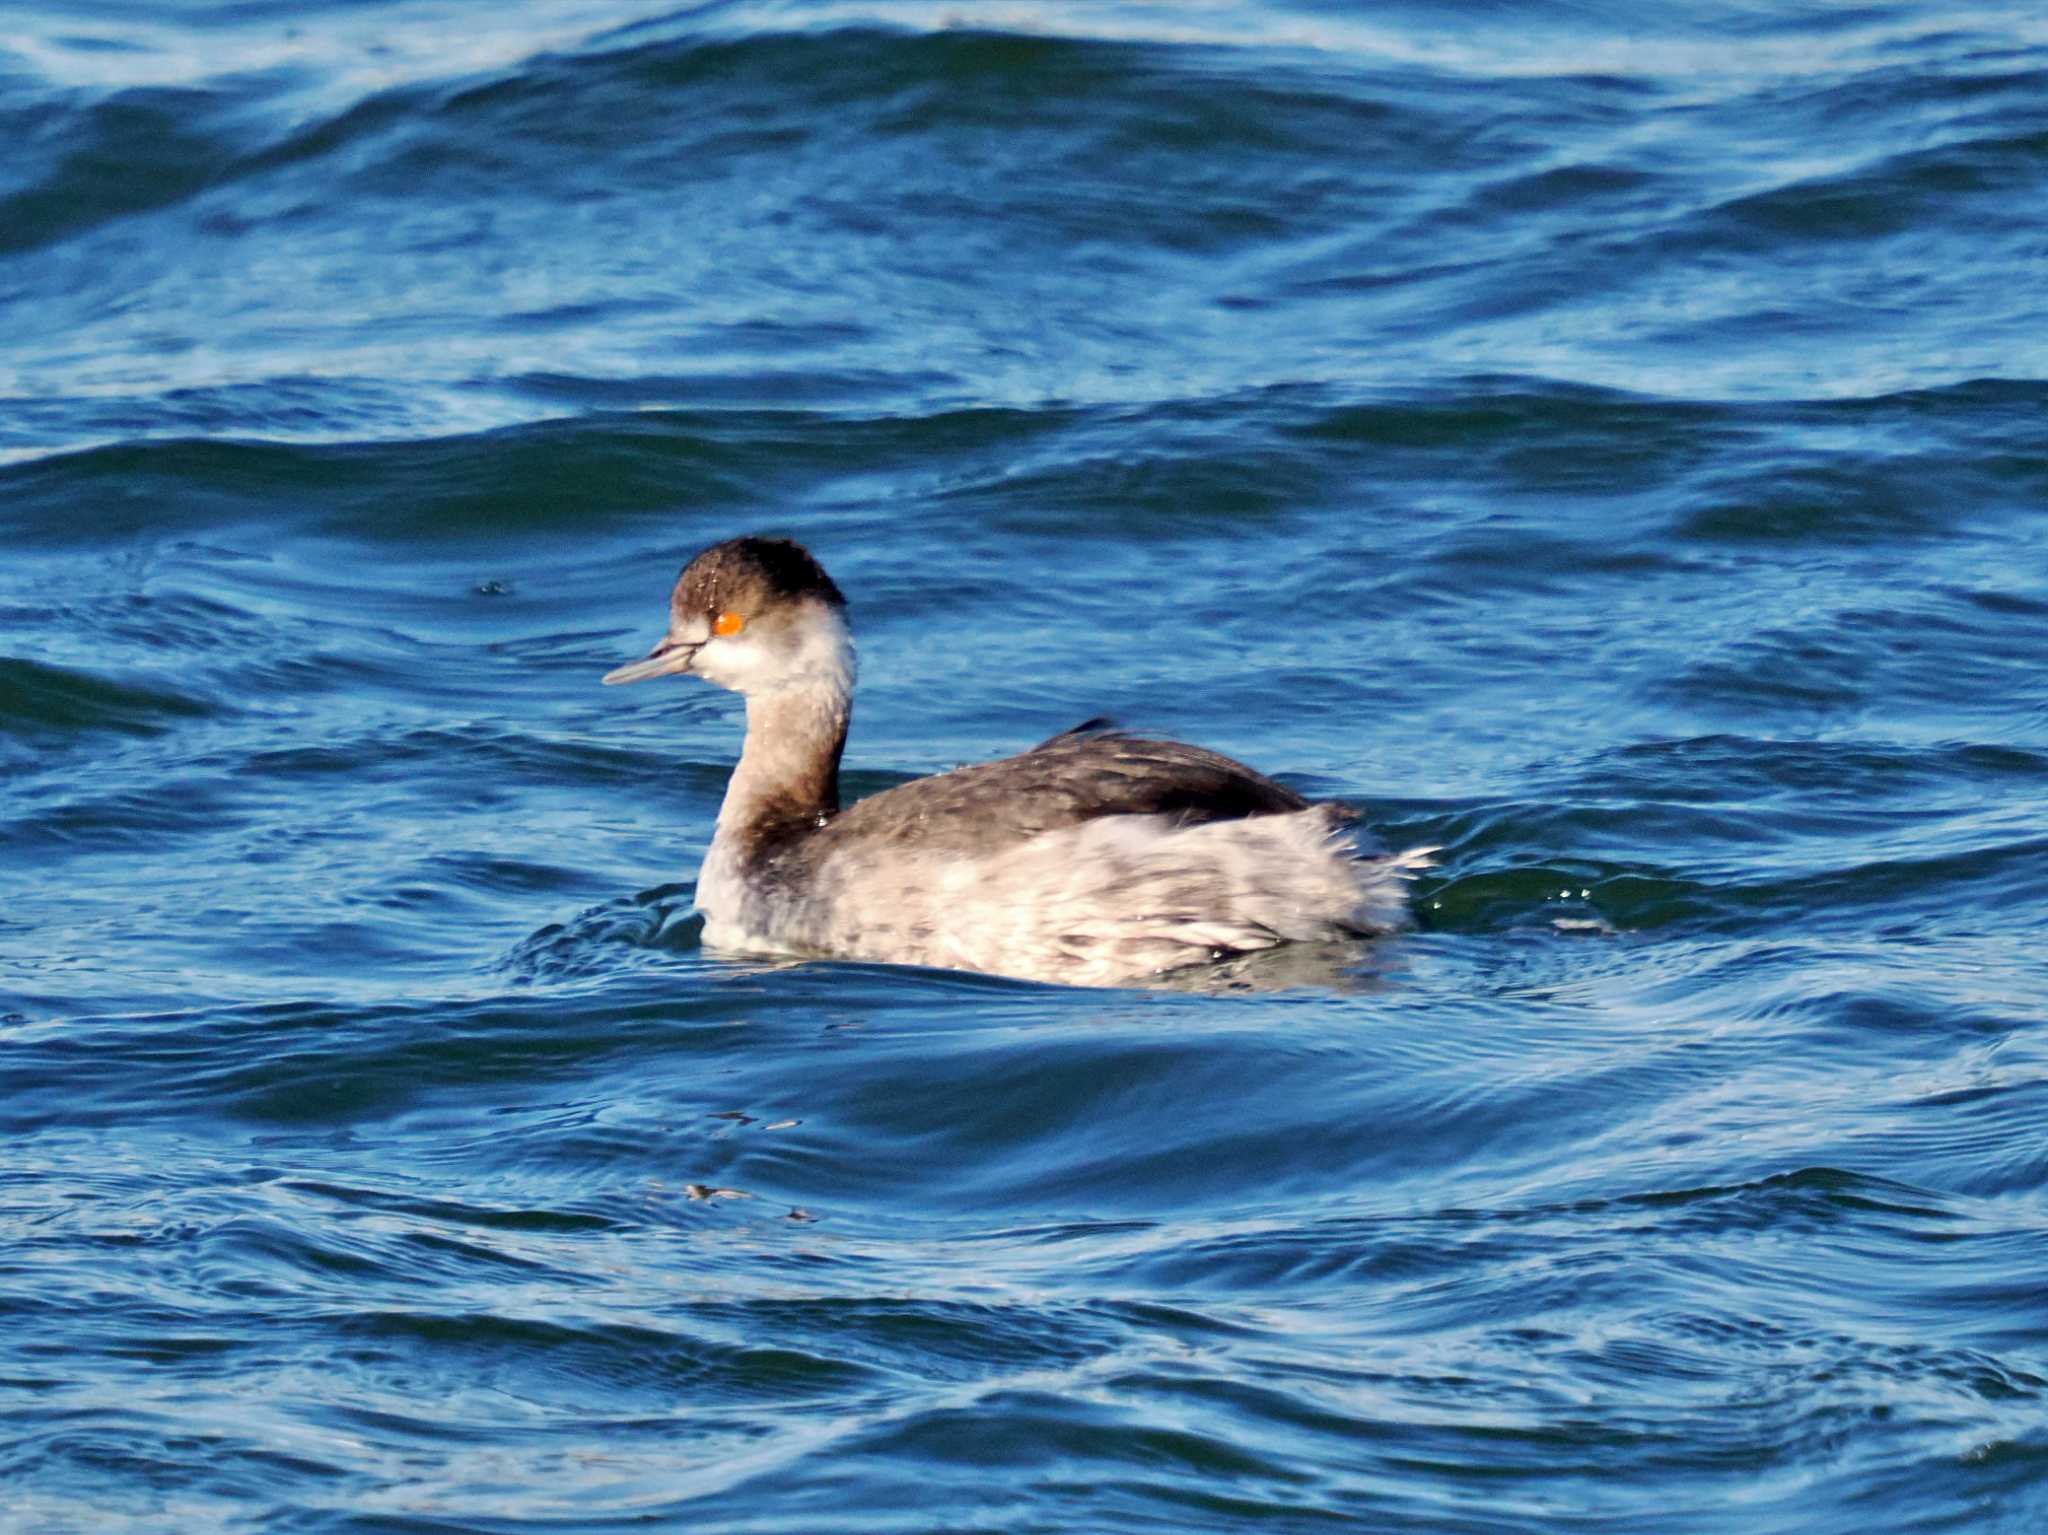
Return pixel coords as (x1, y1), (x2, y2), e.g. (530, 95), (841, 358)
(603, 536), (1426, 987)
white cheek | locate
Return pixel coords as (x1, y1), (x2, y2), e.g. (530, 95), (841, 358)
(691, 635), (773, 691)
(692, 607), (855, 696)
(785, 606), (855, 693)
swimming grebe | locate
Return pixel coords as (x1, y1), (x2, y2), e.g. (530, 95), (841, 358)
(603, 536), (1426, 987)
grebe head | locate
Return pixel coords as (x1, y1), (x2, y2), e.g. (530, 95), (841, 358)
(602, 536), (851, 697)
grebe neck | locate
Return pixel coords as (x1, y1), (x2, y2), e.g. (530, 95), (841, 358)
(716, 680), (850, 849)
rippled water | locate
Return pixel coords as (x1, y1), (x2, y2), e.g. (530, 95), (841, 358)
(5, 2), (2048, 1529)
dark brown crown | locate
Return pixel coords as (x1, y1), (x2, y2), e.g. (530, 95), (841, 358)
(669, 536), (845, 624)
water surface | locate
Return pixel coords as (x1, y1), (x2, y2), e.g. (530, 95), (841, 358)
(4, 2), (2048, 1530)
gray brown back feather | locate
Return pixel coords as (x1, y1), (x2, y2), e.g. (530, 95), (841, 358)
(805, 728), (1311, 862)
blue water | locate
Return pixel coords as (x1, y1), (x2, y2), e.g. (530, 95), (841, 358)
(5, 2), (2048, 1529)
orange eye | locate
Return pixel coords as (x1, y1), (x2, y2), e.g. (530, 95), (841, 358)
(713, 610), (745, 637)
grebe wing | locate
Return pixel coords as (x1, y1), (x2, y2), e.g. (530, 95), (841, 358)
(819, 730), (1313, 856)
